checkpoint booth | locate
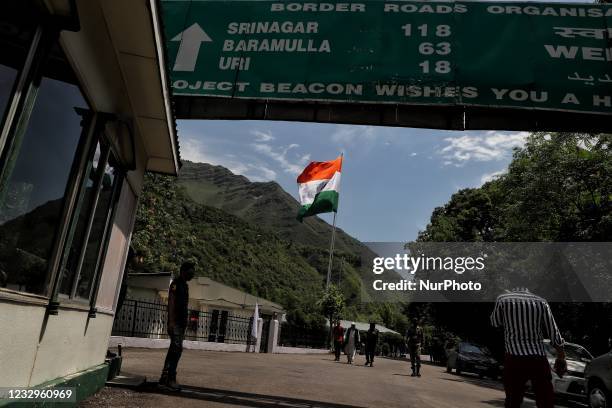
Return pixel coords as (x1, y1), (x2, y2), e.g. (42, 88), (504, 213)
(0, 0), (179, 400)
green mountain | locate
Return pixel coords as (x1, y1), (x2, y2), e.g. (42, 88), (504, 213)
(178, 161), (368, 255)
(132, 162), (406, 330)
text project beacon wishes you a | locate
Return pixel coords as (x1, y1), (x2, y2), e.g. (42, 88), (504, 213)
(371, 254), (486, 292)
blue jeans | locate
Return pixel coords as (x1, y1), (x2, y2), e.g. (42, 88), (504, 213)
(162, 326), (185, 381)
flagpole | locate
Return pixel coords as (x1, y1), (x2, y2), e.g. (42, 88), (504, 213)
(326, 152), (342, 290)
(326, 211), (337, 289)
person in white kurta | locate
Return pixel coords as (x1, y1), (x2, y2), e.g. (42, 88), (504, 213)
(344, 323), (360, 364)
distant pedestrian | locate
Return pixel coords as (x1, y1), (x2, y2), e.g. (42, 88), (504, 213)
(406, 318), (423, 377)
(159, 261), (196, 391)
(344, 322), (360, 364)
(491, 288), (566, 408)
(332, 320), (345, 361)
(364, 322), (379, 367)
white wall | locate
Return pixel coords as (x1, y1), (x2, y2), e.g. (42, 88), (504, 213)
(0, 301), (46, 387)
(0, 301), (114, 387)
(29, 311), (114, 386)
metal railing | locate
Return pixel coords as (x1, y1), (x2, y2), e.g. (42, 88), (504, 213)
(278, 323), (327, 349)
(112, 298), (255, 345)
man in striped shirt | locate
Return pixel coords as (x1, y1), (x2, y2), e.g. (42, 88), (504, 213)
(490, 288), (567, 408)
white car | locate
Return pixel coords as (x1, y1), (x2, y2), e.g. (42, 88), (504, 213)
(543, 340), (593, 402)
(585, 350), (612, 408)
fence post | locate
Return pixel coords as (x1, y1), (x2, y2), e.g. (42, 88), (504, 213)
(254, 318), (263, 353)
(130, 300), (138, 337)
(266, 319), (279, 353)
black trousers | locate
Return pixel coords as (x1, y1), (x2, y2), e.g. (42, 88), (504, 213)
(365, 348), (375, 364)
(162, 326), (186, 380)
(334, 340), (343, 360)
(503, 354), (554, 408)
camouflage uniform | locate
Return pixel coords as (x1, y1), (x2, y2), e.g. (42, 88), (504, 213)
(406, 325), (424, 376)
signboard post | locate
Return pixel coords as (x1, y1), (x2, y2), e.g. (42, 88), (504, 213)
(162, 1), (612, 128)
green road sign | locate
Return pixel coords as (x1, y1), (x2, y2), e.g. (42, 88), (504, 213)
(162, 0), (612, 115)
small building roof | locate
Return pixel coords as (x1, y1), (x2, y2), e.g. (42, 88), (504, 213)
(127, 273), (285, 315)
(187, 277), (285, 315)
(326, 319), (400, 335)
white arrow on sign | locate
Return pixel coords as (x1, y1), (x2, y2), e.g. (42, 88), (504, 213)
(171, 23), (212, 72)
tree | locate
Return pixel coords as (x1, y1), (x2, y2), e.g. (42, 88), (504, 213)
(418, 133), (611, 243)
(318, 284), (346, 347)
(415, 132), (612, 356)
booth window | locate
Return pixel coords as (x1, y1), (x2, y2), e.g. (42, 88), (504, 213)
(0, 36), (90, 295)
(0, 1), (36, 127)
(76, 159), (120, 299)
(58, 140), (123, 301)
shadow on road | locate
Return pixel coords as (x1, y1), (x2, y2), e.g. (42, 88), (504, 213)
(320, 358), (377, 368)
(479, 398), (507, 407)
(442, 375), (504, 392)
(139, 382), (367, 408)
(443, 376), (587, 408)
(480, 398), (586, 408)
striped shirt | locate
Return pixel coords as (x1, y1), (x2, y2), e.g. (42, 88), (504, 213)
(490, 290), (564, 356)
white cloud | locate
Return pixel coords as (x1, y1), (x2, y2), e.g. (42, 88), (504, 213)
(480, 169), (506, 184)
(251, 130), (275, 142)
(439, 131), (528, 166)
(180, 137), (277, 182)
(331, 125), (376, 145)
(251, 142), (310, 175)
(247, 165), (278, 182)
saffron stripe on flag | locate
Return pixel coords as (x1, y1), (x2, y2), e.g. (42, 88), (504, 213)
(297, 156), (342, 183)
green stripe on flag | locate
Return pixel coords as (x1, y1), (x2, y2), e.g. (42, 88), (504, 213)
(297, 190), (339, 222)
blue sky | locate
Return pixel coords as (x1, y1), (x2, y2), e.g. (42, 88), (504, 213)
(178, 120), (528, 242)
(176, 0), (594, 242)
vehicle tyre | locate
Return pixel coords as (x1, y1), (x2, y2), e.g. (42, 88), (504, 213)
(478, 373), (485, 379)
(456, 362), (462, 375)
(588, 382), (610, 408)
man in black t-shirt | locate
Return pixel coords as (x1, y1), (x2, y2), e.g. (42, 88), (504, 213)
(364, 323), (379, 367)
(159, 261), (195, 391)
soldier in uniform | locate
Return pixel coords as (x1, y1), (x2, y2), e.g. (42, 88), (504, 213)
(406, 317), (424, 377)
(159, 261), (196, 391)
(364, 322), (379, 367)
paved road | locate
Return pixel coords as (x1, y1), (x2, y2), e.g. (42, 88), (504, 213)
(81, 349), (583, 408)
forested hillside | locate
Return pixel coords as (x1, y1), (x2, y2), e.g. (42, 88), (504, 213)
(131, 165), (407, 331)
(412, 132), (612, 356)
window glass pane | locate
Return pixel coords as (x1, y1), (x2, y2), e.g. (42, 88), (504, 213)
(0, 1), (36, 123)
(76, 160), (119, 299)
(0, 66), (18, 123)
(58, 142), (103, 296)
(0, 42), (89, 295)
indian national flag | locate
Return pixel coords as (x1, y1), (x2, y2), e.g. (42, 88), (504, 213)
(296, 156), (342, 222)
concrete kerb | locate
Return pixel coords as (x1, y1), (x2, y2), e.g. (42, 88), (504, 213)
(109, 336), (246, 352)
(109, 336), (330, 354)
(274, 346), (330, 354)
(0, 363), (109, 408)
